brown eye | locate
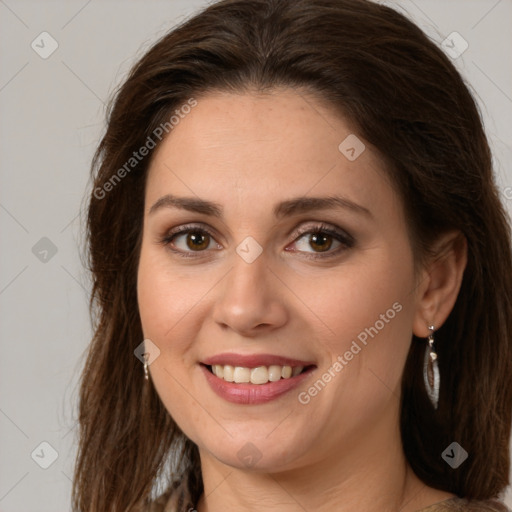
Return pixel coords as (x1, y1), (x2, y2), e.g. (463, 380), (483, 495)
(186, 231), (210, 251)
(293, 230), (342, 254)
(308, 232), (333, 252)
(161, 226), (219, 254)
(287, 223), (354, 259)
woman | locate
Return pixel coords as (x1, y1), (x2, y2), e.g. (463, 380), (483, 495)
(72, 0), (512, 510)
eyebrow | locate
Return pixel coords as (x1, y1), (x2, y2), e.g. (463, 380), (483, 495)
(148, 194), (372, 219)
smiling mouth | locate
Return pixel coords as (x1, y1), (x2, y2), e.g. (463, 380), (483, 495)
(202, 363), (315, 385)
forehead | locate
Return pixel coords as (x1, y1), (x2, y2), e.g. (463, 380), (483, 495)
(145, 88), (398, 221)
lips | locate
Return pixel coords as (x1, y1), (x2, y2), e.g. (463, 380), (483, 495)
(202, 353), (315, 368)
(200, 353), (317, 404)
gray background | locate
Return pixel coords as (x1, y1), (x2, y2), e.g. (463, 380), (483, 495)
(0, 0), (511, 510)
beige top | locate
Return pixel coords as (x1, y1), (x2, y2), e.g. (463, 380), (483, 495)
(417, 498), (511, 511)
(142, 493), (511, 512)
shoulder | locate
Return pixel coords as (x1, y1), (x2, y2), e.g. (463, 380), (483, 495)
(140, 494), (511, 512)
(417, 497), (512, 512)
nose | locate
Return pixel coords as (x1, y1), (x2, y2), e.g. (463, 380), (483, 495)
(211, 247), (289, 337)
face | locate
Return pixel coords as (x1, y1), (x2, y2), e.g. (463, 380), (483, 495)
(137, 88), (419, 472)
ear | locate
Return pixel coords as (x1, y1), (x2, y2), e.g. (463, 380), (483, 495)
(412, 230), (467, 338)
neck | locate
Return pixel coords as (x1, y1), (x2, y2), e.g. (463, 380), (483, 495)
(195, 417), (454, 512)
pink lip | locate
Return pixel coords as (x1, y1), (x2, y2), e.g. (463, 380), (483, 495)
(202, 353), (315, 368)
(200, 364), (316, 405)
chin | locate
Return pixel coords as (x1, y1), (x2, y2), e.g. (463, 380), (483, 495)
(197, 428), (314, 473)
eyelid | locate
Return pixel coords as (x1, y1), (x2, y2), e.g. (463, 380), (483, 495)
(159, 221), (354, 257)
(289, 221), (354, 246)
(163, 222), (217, 239)
(158, 222), (221, 251)
(284, 222), (354, 259)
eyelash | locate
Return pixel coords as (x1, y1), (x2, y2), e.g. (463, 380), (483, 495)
(159, 222), (355, 260)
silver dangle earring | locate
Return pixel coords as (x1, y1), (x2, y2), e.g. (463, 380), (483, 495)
(143, 352), (149, 381)
(423, 325), (440, 410)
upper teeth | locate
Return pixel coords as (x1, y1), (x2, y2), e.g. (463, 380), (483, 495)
(211, 364), (304, 384)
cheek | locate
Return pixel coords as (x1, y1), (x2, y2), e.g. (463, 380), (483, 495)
(295, 247), (416, 412)
(136, 245), (195, 372)
(136, 242), (223, 379)
(292, 253), (413, 350)
(136, 245), (208, 439)
(137, 245), (201, 341)
(137, 257), (170, 341)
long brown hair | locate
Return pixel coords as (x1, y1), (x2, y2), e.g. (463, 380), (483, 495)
(73, 0), (512, 510)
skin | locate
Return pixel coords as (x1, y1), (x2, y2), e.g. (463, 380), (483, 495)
(137, 88), (467, 512)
